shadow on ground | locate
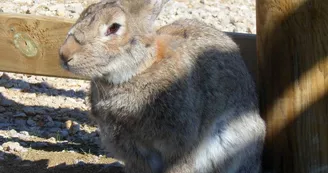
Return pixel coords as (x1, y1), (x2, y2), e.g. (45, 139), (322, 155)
(0, 150), (123, 173)
(0, 77), (87, 99)
(0, 89), (102, 156)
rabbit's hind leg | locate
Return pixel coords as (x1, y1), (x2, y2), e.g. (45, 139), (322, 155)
(123, 154), (156, 173)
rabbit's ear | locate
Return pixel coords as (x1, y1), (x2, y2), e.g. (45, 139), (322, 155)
(120, 0), (169, 28)
(148, 0), (170, 22)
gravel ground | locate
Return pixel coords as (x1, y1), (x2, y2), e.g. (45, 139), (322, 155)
(0, 0), (256, 172)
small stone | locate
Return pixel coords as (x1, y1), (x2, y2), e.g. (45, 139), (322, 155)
(47, 133), (59, 139)
(14, 157), (22, 161)
(73, 4), (84, 14)
(0, 106), (5, 113)
(104, 161), (124, 168)
(0, 99), (14, 107)
(31, 142), (48, 148)
(14, 119), (27, 127)
(19, 142), (28, 147)
(49, 127), (61, 133)
(68, 111), (86, 118)
(17, 133), (30, 140)
(3, 112), (13, 116)
(45, 115), (53, 121)
(39, 82), (50, 89)
(0, 113), (9, 121)
(89, 132), (98, 138)
(4, 82), (14, 88)
(0, 123), (11, 128)
(59, 140), (69, 145)
(48, 137), (56, 143)
(29, 93), (37, 98)
(41, 131), (50, 138)
(56, 5), (66, 16)
(19, 131), (29, 136)
(22, 107), (36, 115)
(29, 126), (41, 134)
(27, 118), (37, 126)
(0, 73), (10, 80)
(92, 155), (99, 163)
(44, 115), (54, 127)
(18, 82), (31, 90)
(64, 120), (73, 130)
(13, 112), (27, 118)
(34, 107), (46, 114)
(68, 150), (75, 153)
(71, 121), (80, 134)
(9, 129), (18, 136)
(46, 108), (55, 112)
(33, 114), (42, 121)
(60, 129), (69, 138)
(96, 128), (101, 134)
(53, 121), (63, 128)
(93, 137), (101, 146)
(20, 6), (29, 13)
(0, 152), (4, 161)
(14, 0), (32, 4)
(2, 142), (27, 152)
(45, 121), (55, 127)
(75, 160), (85, 165)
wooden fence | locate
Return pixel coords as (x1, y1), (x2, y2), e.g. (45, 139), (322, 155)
(0, 0), (328, 172)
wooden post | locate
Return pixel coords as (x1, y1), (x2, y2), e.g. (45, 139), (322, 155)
(257, 0), (328, 172)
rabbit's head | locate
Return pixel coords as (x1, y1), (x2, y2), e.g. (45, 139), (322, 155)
(59, 0), (169, 83)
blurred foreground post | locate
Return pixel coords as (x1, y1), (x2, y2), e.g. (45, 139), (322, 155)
(257, 0), (328, 172)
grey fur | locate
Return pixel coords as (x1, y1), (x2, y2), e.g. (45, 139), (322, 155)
(59, 0), (266, 173)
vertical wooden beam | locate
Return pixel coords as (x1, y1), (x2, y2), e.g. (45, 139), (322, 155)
(257, 0), (328, 172)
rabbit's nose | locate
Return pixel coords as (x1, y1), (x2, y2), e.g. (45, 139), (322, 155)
(59, 35), (81, 63)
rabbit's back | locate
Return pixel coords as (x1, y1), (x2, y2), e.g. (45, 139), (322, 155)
(156, 19), (265, 172)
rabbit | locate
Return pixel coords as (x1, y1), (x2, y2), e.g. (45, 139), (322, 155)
(59, 0), (266, 173)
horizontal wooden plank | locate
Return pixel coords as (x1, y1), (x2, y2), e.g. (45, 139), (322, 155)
(0, 13), (257, 82)
(0, 13), (82, 79)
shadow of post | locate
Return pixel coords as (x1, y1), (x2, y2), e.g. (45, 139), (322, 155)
(0, 150), (123, 173)
(0, 77), (87, 99)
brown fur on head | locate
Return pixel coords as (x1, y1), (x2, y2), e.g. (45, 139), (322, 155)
(59, 0), (169, 84)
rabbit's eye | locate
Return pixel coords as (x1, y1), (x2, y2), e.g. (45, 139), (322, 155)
(106, 23), (121, 36)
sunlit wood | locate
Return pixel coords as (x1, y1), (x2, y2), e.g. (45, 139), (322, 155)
(257, 0), (328, 172)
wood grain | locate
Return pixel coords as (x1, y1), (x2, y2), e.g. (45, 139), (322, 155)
(0, 13), (257, 82)
(257, 0), (328, 172)
(0, 13), (82, 79)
